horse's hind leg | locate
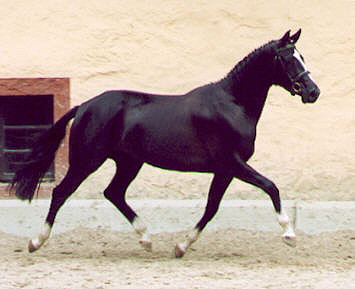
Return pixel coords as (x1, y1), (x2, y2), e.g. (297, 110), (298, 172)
(104, 155), (151, 251)
(28, 165), (97, 253)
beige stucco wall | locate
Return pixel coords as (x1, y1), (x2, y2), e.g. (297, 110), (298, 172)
(0, 0), (354, 201)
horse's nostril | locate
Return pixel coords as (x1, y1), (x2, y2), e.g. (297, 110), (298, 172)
(309, 87), (320, 101)
(313, 87), (320, 97)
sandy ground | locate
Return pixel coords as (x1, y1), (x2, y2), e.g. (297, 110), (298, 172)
(0, 228), (353, 289)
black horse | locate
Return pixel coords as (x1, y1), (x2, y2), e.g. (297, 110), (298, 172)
(11, 29), (319, 257)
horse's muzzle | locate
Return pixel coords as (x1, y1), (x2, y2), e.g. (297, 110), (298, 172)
(302, 86), (320, 103)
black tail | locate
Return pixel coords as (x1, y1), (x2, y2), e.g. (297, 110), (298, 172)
(10, 106), (79, 201)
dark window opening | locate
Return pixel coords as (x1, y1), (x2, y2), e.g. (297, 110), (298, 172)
(0, 95), (54, 182)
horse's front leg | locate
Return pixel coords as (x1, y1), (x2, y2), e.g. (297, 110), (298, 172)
(175, 174), (233, 258)
(232, 154), (296, 247)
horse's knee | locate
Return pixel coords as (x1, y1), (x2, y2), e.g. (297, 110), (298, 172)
(263, 179), (278, 195)
(263, 180), (279, 200)
(103, 188), (120, 201)
(103, 189), (112, 200)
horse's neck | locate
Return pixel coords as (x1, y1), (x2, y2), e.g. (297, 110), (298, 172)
(220, 51), (274, 121)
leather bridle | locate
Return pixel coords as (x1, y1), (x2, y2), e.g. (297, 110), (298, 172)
(274, 46), (310, 95)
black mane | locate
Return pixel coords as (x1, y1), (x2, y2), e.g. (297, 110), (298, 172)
(220, 40), (277, 86)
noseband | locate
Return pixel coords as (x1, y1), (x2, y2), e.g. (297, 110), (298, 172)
(274, 46), (310, 95)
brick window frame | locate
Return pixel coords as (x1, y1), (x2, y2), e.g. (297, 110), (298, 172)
(0, 78), (70, 198)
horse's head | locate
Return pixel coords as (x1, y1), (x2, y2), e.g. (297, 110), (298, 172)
(274, 29), (320, 103)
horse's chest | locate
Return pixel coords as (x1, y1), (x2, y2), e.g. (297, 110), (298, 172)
(227, 121), (256, 161)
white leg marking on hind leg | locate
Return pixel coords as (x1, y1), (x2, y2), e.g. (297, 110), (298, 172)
(132, 217), (152, 251)
(29, 222), (51, 252)
(277, 211), (296, 247)
(175, 228), (200, 258)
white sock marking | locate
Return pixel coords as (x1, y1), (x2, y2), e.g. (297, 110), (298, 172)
(277, 211), (296, 238)
(178, 228), (200, 253)
(31, 222), (51, 249)
(132, 217), (151, 247)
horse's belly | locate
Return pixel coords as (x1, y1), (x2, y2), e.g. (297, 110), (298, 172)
(120, 111), (213, 172)
(143, 140), (213, 172)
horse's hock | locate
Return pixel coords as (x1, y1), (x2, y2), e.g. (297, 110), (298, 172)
(0, 78), (70, 198)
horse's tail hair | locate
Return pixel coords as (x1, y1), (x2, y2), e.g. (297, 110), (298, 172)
(10, 106), (79, 202)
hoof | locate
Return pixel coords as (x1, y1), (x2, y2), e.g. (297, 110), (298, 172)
(175, 244), (185, 258)
(139, 240), (152, 252)
(28, 240), (38, 253)
(282, 235), (296, 247)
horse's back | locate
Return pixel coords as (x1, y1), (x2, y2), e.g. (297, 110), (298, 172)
(68, 90), (190, 159)
(68, 87), (226, 171)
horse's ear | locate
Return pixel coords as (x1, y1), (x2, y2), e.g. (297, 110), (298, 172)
(279, 30), (291, 46)
(290, 29), (302, 44)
